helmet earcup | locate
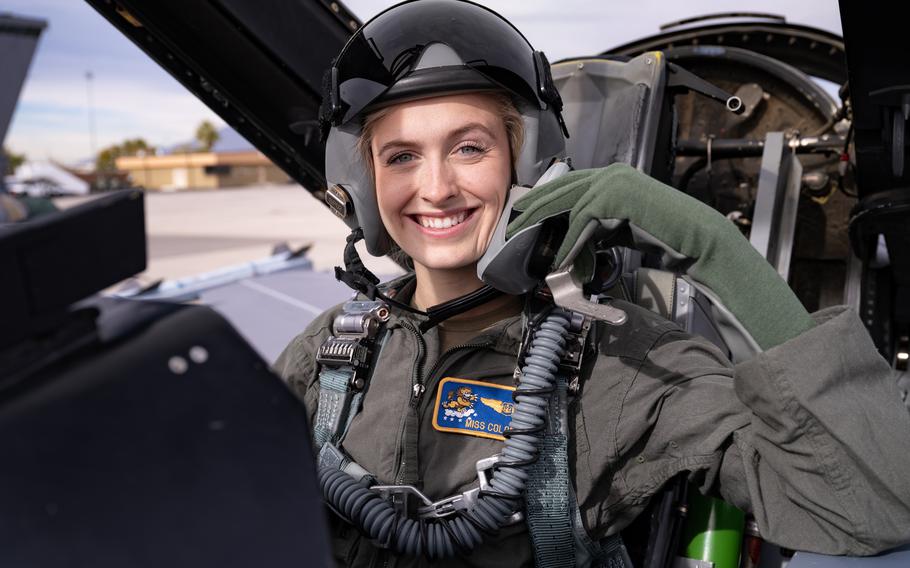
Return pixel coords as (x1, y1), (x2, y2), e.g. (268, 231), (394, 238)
(324, 127), (393, 256)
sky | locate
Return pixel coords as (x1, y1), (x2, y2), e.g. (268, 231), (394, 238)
(4, 0), (843, 166)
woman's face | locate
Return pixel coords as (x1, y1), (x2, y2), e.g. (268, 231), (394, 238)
(370, 93), (513, 274)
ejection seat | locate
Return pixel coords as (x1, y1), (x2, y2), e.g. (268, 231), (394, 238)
(546, 52), (910, 568)
(550, 53), (756, 363)
(548, 52), (789, 568)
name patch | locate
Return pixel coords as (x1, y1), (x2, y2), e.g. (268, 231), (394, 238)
(432, 377), (515, 441)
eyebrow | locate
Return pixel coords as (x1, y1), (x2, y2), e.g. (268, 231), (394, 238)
(375, 122), (498, 157)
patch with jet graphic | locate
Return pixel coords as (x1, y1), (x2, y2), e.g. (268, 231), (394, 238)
(432, 377), (515, 441)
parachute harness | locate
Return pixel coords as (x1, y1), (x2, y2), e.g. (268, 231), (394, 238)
(314, 260), (630, 565)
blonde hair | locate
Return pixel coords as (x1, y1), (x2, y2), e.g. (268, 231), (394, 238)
(357, 91), (525, 179)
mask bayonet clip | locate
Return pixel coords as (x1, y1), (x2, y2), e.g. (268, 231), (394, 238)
(545, 266), (627, 326)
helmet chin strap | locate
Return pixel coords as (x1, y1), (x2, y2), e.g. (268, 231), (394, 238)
(334, 228), (382, 298)
(335, 229), (503, 332)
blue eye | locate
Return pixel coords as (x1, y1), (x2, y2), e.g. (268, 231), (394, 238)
(389, 153), (414, 165)
(458, 144), (484, 155)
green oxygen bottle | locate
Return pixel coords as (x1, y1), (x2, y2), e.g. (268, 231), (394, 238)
(680, 492), (745, 568)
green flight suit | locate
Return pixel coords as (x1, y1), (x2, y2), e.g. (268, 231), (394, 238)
(275, 277), (910, 566)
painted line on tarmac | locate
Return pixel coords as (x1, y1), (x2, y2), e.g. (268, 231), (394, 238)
(238, 279), (324, 316)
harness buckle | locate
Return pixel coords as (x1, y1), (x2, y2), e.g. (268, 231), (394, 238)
(333, 300), (390, 337)
(316, 300), (391, 389)
(560, 314), (592, 395)
(316, 336), (370, 367)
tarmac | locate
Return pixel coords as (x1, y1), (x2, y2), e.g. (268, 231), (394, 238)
(55, 183), (403, 286)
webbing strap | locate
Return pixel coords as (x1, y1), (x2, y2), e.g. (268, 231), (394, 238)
(526, 375), (632, 568)
(570, 485), (631, 568)
(526, 375), (575, 568)
(314, 366), (358, 449)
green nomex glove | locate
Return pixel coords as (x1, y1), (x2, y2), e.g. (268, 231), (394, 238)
(506, 163), (814, 351)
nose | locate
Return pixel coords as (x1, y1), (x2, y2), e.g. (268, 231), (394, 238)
(417, 156), (458, 206)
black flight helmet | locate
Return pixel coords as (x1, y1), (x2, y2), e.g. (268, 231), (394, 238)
(323, 0), (568, 256)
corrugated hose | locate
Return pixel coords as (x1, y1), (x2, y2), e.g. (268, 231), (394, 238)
(317, 308), (571, 558)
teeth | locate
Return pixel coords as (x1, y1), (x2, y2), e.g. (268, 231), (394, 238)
(419, 211), (468, 229)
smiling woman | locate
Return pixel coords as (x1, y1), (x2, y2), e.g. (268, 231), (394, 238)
(274, 1), (910, 566)
(368, 94), (514, 308)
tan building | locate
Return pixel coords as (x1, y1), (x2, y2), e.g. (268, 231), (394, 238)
(115, 151), (290, 191)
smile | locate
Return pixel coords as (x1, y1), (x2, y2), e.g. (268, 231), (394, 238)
(416, 211), (468, 229)
(409, 208), (478, 236)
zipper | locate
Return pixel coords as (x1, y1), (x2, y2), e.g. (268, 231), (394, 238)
(403, 320), (427, 407)
(416, 339), (497, 424)
(393, 326), (497, 485)
(394, 320), (426, 485)
(423, 340), (495, 392)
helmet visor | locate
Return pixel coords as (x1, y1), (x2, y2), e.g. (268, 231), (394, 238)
(331, 0), (544, 125)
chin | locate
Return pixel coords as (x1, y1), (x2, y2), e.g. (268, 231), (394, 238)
(411, 249), (480, 273)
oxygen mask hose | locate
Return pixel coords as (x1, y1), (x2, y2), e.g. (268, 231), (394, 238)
(317, 308), (572, 558)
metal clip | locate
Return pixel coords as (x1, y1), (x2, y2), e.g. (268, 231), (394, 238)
(545, 267), (627, 325)
(561, 315), (591, 394)
(333, 300), (390, 338)
(318, 300), (390, 373)
(423, 455), (523, 524)
(316, 336), (369, 367)
(370, 455), (523, 524)
(370, 484), (434, 516)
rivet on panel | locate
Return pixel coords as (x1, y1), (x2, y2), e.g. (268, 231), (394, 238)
(189, 346), (209, 364)
(169, 356), (188, 375)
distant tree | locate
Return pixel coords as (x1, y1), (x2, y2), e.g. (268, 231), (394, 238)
(96, 138), (154, 172)
(3, 147), (26, 175)
(170, 142), (196, 154)
(195, 120), (219, 152)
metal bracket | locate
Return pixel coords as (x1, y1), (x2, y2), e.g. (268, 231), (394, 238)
(667, 62), (744, 114)
(545, 267), (628, 325)
(749, 131), (803, 281)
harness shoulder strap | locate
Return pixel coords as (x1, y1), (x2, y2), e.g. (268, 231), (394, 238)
(313, 366), (365, 449)
(524, 310), (633, 568)
(312, 300), (389, 452)
(526, 373), (575, 567)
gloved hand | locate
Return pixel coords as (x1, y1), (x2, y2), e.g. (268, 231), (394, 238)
(506, 163), (814, 350)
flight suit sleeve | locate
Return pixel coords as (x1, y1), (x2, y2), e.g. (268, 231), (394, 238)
(719, 306), (910, 555)
(580, 305), (910, 556)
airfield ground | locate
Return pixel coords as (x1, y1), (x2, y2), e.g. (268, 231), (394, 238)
(55, 184), (403, 287)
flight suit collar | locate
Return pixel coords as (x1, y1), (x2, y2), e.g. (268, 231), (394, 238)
(376, 273), (524, 356)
